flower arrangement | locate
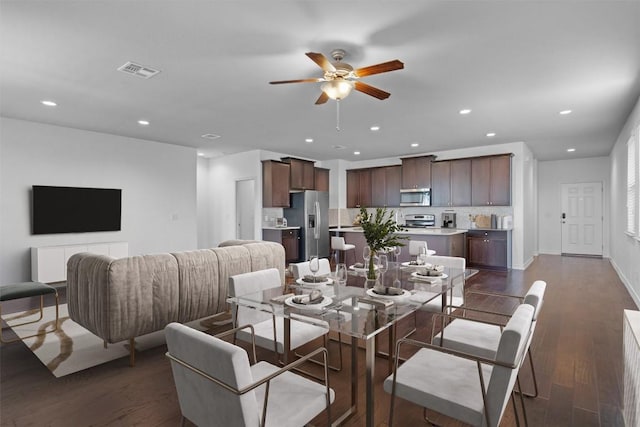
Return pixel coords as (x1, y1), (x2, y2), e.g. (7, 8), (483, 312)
(358, 207), (407, 279)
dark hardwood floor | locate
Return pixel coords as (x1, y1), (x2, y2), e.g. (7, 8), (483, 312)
(1, 255), (636, 426)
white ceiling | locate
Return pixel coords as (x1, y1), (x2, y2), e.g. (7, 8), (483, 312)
(1, 1), (639, 162)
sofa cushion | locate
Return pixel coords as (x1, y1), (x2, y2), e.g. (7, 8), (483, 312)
(172, 250), (223, 323)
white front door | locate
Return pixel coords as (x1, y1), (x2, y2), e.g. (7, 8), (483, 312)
(561, 182), (603, 256)
(235, 179), (255, 240)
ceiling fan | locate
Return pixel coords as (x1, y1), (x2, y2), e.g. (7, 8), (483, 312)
(269, 49), (404, 105)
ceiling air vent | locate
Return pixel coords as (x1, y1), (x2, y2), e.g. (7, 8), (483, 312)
(201, 134), (221, 140)
(117, 62), (161, 79)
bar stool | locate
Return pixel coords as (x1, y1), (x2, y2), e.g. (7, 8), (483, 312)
(331, 236), (356, 265)
(0, 281), (59, 344)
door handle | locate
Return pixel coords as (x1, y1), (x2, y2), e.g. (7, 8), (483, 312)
(314, 201), (320, 240)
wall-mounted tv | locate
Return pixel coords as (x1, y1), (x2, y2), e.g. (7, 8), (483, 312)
(32, 185), (122, 234)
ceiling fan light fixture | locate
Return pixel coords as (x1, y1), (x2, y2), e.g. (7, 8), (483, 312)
(321, 79), (354, 100)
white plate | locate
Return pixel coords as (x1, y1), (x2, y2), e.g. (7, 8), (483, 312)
(295, 278), (333, 286)
(401, 261), (426, 267)
(349, 265), (379, 274)
(366, 288), (411, 300)
(285, 295), (332, 310)
(411, 272), (448, 281)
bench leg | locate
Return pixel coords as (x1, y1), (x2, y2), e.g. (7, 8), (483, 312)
(129, 338), (136, 367)
(0, 292), (59, 344)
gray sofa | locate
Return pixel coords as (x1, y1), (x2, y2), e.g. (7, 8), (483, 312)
(66, 240), (285, 364)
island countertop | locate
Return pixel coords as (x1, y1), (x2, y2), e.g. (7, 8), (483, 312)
(262, 226), (301, 230)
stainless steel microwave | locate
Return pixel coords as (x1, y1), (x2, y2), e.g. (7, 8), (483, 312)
(400, 188), (431, 206)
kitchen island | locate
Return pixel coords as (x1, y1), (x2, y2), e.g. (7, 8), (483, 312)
(330, 226), (466, 262)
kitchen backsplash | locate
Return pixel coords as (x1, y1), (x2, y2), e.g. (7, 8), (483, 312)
(330, 206), (514, 229)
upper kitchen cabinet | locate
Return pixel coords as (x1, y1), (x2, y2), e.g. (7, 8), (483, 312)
(371, 165), (402, 207)
(431, 159), (471, 207)
(401, 156), (433, 189)
(262, 160), (290, 207)
(314, 167), (329, 192)
(281, 157), (315, 190)
(471, 154), (512, 206)
(346, 169), (372, 208)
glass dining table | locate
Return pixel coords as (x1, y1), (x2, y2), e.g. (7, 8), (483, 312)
(227, 263), (463, 427)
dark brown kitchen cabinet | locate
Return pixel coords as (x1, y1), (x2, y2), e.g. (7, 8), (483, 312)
(346, 169), (372, 208)
(262, 160), (290, 207)
(314, 167), (329, 192)
(281, 157), (315, 190)
(263, 228), (300, 262)
(466, 230), (511, 270)
(370, 165), (401, 207)
(431, 159), (471, 207)
(280, 229), (300, 262)
(471, 155), (511, 206)
(401, 156), (433, 189)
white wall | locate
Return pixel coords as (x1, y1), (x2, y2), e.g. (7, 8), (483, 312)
(204, 150), (262, 247)
(610, 96), (640, 307)
(537, 157), (611, 256)
(0, 118), (198, 283)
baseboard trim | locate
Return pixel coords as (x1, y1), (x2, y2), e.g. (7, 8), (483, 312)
(610, 259), (640, 309)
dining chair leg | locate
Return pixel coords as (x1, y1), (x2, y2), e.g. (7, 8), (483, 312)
(511, 391), (521, 427)
(516, 376), (529, 427)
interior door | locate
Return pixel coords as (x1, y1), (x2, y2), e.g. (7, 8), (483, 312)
(561, 182), (603, 256)
(236, 179), (255, 240)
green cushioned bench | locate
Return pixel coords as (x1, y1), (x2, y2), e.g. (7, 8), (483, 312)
(0, 281), (59, 344)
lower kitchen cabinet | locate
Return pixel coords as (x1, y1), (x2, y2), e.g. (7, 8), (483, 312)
(262, 228), (300, 263)
(466, 230), (511, 270)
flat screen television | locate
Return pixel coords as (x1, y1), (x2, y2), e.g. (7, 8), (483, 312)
(32, 185), (122, 234)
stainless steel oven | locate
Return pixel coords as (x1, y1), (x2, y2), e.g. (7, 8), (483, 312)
(400, 188), (431, 206)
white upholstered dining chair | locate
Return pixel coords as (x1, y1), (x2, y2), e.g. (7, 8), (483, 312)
(384, 303), (535, 427)
(408, 240), (436, 259)
(289, 258), (331, 279)
(165, 322), (334, 427)
(432, 280), (547, 398)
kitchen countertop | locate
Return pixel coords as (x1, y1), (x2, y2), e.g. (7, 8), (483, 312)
(262, 226), (301, 230)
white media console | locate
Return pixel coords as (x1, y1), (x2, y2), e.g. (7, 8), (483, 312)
(31, 241), (128, 283)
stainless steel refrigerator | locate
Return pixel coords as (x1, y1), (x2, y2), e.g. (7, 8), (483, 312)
(283, 191), (329, 261)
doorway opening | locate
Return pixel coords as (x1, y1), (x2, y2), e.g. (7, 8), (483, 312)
(235, 179), (255, 240)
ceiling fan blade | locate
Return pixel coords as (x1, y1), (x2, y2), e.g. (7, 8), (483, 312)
(354, 81), (391, 100)
(315, 92), (329, 105)
(306, 52), (336, 72)
(269, 78), (324, 85)
(354, 60), (404, 77)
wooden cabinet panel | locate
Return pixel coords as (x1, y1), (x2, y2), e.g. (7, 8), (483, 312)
(281, 229), (300, 262)
(346, 169), (372, 208)
(401, 156), (432, 189)
(431, 161), (451, 207)
(489, 155), (511, 205)
(371, 167), (386, 207)
(314, 168), (329, 192)
(282, 157), (315, 190)
(262, 160), (290, 207)
(385, 165), (402, 207)
(432, 159), (472, 207)
(471, 155), (511, 206)
(450, 159), (472, 206)
(466, 230), (509, 270)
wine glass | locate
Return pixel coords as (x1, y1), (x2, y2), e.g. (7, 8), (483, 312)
(362, 245), (371, 267)
(393, 246), (402, 288)
(309, 256), (320, 280)
(334, 263), (347, 298)
(378, 254), (388, 287)
(418, 245), (427, 265)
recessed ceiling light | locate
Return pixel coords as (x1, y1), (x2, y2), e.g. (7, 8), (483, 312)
(353, 151), (361, 155)
(486, 132), (496, 137)
(411, 143), (419, 148)
(559, 110), (572, 115)
(137, 120), (150, 126)
(459, 109), (472, 115)
(370, 125), (380, 131)
(567, 148), (576, 152)
(41, 100), (57, 107)
(305, 138), (314, 143)
(197, 152), (204, 157)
